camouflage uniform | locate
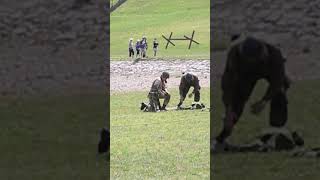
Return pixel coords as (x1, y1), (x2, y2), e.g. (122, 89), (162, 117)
(215, 37), (290, 144)
(147, 78), (170, 112)
(177, 73), (201, 107)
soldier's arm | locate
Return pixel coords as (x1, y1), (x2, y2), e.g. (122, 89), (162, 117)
(156, 80), (167, 96)
(193, 76), (200, 92)
(222, 45), (240, 105)
(153, 80), (162, 94)
(177, 77), (187, 107)
(261, 48), (286, 102)
(179, 77), (186, 95)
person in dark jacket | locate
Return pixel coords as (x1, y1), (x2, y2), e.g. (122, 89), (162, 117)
(177, 73), (201, 108)
(212, 36), (291, 152)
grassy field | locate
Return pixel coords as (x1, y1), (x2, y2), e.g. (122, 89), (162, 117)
(0, 94), (108, 180)
(110, 0), (210, 60)
(110, 88), (210, 179)
(211, 79), (320, 180)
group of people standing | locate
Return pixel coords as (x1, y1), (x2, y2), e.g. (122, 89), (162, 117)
(128, 36), (159, 58)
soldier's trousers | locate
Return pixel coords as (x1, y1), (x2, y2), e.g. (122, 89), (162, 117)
(148, 92), (171, 112)
(180, 85), (200, 103)
(216, 78), (288, 143)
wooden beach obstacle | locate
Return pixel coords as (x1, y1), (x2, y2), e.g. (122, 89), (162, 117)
(162, 30), (200, 49)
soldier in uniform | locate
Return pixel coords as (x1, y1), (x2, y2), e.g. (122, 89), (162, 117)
(177, 73), (201, 108)
(141, 72), (171, 112)
(212, 36), (291, 152)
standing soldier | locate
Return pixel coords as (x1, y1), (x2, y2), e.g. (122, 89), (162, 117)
(128, 38), (134, 58)
(212, 36), (291, 152)
(153, 38), (159, 56)
(141, 72), (171, 112)
(177, 73), (201, 108)
(135, 39), (141, 58)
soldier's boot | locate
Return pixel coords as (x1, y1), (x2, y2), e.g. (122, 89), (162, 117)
(211, 139), (229, 153)
(160, 104), (168, 111)
(177, 101), (183, 109)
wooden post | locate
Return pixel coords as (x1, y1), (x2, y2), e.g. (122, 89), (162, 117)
(188, 30), (195, 49)
(165, 32), (173, 49)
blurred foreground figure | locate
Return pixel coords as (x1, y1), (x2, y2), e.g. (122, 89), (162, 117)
(212, 36), (291, 152)
(98, 128), (110, 154)
(72, 0), (92, 9)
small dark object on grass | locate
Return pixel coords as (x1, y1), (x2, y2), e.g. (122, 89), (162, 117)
(140, 102), (148, 111)
(191, 102), (205, 109)
(98, 128), (110, 154)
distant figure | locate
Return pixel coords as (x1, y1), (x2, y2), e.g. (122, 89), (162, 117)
(177, 73), (201, 108)
(141, 72), (171, 112)
(128, 38), (134, 58)
(212, 36), (291, 152)
(153, 38), (159, 56)
(140, 38), (147, 58)
(142, 36), (148, 50)
(98, 128), (110, 154)
(135, 39), (141, 58)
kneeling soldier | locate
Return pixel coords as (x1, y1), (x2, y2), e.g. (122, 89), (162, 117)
(141, 72), (171, 112)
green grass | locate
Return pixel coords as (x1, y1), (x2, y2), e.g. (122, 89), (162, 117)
(110, 0), (210, 60)
(0, 94), (108, 180)
(110, 88), (210, 179)
(211, 79), (320, 180)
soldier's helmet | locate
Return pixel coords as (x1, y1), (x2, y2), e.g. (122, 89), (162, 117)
(185, 73), (193, 82)
(161, 72), (170, 79)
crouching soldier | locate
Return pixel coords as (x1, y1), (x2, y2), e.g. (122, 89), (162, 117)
(141, 72), (171, 112)
(212, 36), (291, 152)
(177, 73), (201, 108)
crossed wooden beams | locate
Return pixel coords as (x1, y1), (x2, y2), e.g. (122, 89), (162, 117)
(162, 30), (200, 49)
